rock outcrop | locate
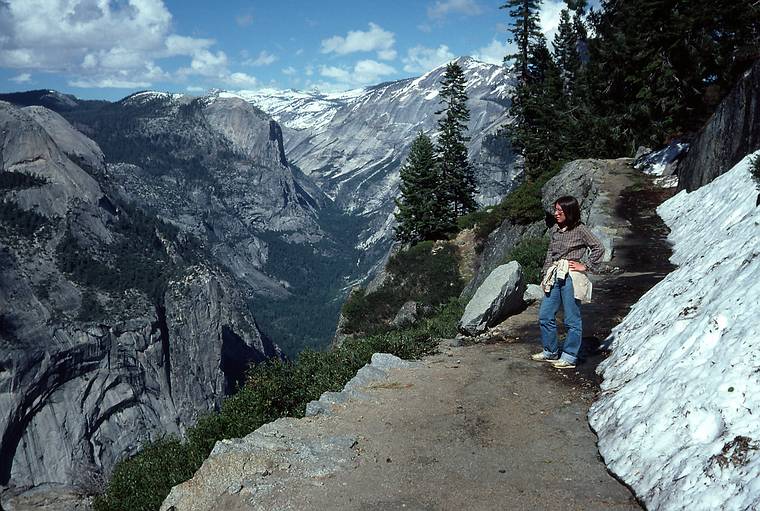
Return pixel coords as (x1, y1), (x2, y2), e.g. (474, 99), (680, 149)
(458, 261), (526, 336)
(541, 159), (628, 263)
(160, 353), (417, 510)
(678, 59), (760, 192)
(0, 101), (279, 496)
(460, 220), (544, 301)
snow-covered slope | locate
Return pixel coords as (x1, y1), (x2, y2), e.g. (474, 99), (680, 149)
(589, 153), (760, 510)
(234, 57), (516, 255)
(229, 88), (364, 132)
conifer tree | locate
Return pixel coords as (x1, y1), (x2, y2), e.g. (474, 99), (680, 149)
(394, 132), (446, 243)
(586, 0), (760, 153)
(552, 9), (580, 95)
(501, 0), (544, 82)
(436, 61), (477, 219)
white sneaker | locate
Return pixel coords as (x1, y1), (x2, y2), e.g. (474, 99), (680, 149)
(550, 359), (576, 369)
(531, 352), (558, 362)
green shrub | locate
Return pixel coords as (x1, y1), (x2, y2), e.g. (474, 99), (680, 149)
(503, 236), (549, 284)
(342, 241), (463, 334)
(750, 155), (760, 190)
(92, 437), (198, 511)
(94, 300), (461, 511)
(77, 289), (105, 322)
(0, 201), (50, 236)
(456, 161), (565, 242)
(0, 171), (47, 190)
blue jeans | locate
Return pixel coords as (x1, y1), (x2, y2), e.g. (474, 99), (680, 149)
(538, 274), (582, 364)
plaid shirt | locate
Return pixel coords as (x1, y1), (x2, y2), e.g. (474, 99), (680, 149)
(542, 223), (605, 274)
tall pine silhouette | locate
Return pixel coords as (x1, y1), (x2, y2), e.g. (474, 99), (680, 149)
(436, 61), (477, 219)
(394, 133), (447, 242)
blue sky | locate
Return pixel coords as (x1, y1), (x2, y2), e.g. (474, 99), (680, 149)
(0, 0), (582, 100)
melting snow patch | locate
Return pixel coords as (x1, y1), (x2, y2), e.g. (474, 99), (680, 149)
(589, 152), (760, 510)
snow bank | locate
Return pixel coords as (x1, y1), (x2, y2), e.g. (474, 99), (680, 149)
(589, 153), (760, 510)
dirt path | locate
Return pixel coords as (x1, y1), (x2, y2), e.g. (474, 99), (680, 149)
(178, 161), (675, 511)
(252, 339), (641, 511)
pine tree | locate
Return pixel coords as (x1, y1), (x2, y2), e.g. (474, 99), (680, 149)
(501, 0), (544, 82)
(552, 9), (580, 95)
(394, 133), (447, 243)
(585, 0), (760, 154)
(436, 61), (477, 219)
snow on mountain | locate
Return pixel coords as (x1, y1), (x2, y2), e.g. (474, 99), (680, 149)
(589, 152), (760, 510)
(230, 56), (517, 255)
(229, 88), (364, 132)
(121, 90), (185, 105)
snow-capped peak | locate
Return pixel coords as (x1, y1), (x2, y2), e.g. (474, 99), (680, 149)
(227, 56), (511, 133)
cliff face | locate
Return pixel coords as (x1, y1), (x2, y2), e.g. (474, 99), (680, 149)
(241, 57), (519, 258)
(678, 59), (760, 191)
(0, 100), (278, 491)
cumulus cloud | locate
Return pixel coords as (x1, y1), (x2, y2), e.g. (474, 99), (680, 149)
(69, 77), (152, 88)
(225, 72), (258, 87)
(9, 72), (31, 83)
(245, 50), (278, 67)
(472, 39), (510, 65)
(318, 59), (396, 89)
(165, 34), (214, 56)
(540, 0), (567, 42)
(0, 0), (252, 90)
(402, 45), (456, 73)
(320, 23), (396, 60)
(427, 0), (482, 19)
(282, 66), (297, 75)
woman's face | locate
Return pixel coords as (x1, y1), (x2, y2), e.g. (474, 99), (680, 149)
(554, 203), (566, 226)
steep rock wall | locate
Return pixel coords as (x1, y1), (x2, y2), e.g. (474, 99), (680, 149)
(678, 59), (760, 192)
(0, 101), (278, 492)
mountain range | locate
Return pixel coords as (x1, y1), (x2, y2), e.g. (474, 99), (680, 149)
(0, 56), (517, 492)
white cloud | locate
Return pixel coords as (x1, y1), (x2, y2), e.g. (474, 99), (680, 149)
(320, 65), (351, 83)
(184, 50), (229, 77)
(9, 72), (31, 83)
(427, 0), (483, 19)
(472, 39), (510, 65)
(320, 22), (396, 60)
(402, 45), (456, 73)
(0, 0), (241, 89)
(318, 59), (396, 89)
(69, 77), (152, 88)
(186, 85), (205, 93)
(282, 66), (297, 75)
(165, 34), (215, 56)
(225, 72), (257, 87)
(540, 0), (566, 42)
(245, 50), (278, 67)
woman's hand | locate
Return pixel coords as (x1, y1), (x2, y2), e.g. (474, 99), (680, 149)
(568, 261), (587, 272)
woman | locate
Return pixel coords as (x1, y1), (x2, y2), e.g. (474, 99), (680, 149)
(532, 196), (605, 369)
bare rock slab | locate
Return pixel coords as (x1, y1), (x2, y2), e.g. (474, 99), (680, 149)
(458, 261), (526, 336)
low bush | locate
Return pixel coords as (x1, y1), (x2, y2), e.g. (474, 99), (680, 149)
(0, 201), (50, 236)
(93, 299), (462, 511)
(750, 154), (760, 190)
(342, 241), (463, 334)
(503, 236), (549, 284)
(457, 161), (565, 241)
(0, 171), (47, 190)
